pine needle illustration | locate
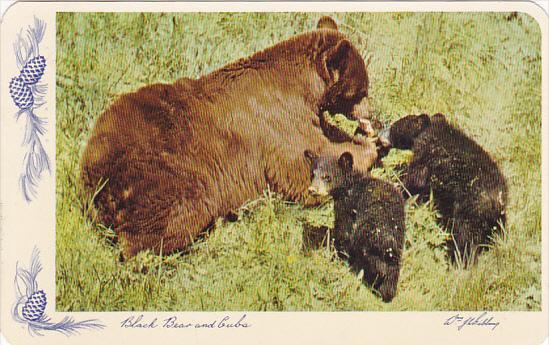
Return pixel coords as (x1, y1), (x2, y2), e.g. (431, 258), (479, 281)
(12, 248), (105, 336)
(9, 17), (50, 202)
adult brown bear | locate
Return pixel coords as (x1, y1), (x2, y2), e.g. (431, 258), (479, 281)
(81, 16), (377, 259)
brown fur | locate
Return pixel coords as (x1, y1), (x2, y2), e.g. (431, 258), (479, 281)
(317, 16), (338, 30)
(81, 19), (376, 259)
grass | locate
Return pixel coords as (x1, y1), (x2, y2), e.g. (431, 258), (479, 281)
(56, 12), (541, 311)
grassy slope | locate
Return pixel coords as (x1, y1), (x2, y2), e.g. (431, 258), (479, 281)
(56, 12), (541, 311)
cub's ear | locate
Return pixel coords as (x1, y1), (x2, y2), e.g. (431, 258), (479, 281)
(338, 151), (354, 172)
(304, 149), (319, 165)
(431, 113), (447, 123)
(418, 114), (432, 130)
(317, 16), (338, 30)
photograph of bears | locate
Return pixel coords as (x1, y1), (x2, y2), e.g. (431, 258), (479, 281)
(56, 12), (541, 311)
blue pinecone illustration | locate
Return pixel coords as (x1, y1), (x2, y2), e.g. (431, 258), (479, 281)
(9, 77), (34, 109)
(21, 290), (47, 321)
(19, 55), (46, 85)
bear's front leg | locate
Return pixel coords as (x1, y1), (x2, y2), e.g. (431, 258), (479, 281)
(318, 113), (379, 147)
(402, 159), (431, 199)
(317, 112), (355, 143)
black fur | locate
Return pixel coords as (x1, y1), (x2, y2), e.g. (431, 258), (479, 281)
(306, 150), (406, 302)
(386, 113), (508, 266)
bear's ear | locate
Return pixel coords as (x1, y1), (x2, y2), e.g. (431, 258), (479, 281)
(317, 16), (338, 30)
(304, 149), (319, 165)
(418, 114), (431, 130)
(326, 40), (352, 72)
(338, 151), (354, 172)
(317, 39), (353, 89)
(431, 113), (447, 123)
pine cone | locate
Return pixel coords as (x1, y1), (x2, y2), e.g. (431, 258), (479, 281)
(22, 290), (47, 322)
(9, 77), (34, 109)
(20, 55), (46, 85)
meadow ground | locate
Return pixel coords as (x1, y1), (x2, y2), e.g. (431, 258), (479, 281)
(56, 12), (541, 311)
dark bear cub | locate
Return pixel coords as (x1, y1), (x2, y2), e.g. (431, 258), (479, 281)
(305, 150), (406, 302)
(379, 113), (508, 267)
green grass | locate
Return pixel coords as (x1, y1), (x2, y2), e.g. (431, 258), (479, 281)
(56, 12), (541, 311)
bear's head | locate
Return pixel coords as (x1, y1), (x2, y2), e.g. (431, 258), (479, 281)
(315, 17), (371, 121)
(342, 217), (402, 302)
(361, 251), (401, 303)
(379, 114), (431, 150)
(304, 150), (353, 197)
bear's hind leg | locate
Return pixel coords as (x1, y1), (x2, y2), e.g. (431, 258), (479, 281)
(402, 164), (430, 199)
(118, 197), (216, 260)
(447, 217), (486, 268)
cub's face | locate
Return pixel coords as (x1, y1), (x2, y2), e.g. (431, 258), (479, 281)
(304, 150), (353, 197)
(380, 114), (431, 150)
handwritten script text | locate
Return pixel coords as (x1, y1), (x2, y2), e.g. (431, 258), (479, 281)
(443, 312), (500, 331)
(120, 314), (251, 330)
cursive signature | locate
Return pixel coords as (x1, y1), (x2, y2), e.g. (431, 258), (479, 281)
(120, 314), (251, 329)
(443, 312), (500, 331)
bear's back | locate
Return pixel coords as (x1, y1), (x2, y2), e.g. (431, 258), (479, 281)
(333, 175), (405, 252)
(332, 175), (406, 303)
(415, 118), (508, 223)
(418, 118), (507, 195)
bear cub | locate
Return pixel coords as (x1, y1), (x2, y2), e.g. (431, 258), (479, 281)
(305, 150), (406, 302)
(379, 113), (508, 267)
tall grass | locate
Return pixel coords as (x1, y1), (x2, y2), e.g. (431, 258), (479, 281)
(56, 12), (541, 311)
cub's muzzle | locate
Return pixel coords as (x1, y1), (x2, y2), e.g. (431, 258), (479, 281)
(308, 185), (329, 197)
(377, 127), (391, 148)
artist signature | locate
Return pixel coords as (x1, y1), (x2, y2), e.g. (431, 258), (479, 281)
(443, 312), (500, 331)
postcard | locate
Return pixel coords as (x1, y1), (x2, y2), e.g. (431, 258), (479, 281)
(1, 1), (547, 344)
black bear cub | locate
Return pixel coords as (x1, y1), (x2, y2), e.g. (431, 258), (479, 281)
(379, 113), (508, 267)
(305, 150), (406, 302)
